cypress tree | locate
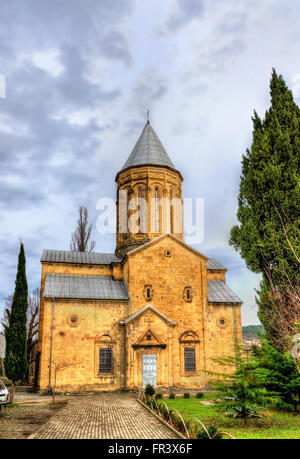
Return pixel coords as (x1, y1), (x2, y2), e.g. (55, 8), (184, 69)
(4, 243), (28, 399)
(230, 69), (300, 345)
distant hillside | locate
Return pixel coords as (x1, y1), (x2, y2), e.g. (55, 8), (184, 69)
(242, 325), (264, 339)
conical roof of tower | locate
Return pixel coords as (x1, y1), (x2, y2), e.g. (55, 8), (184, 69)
(117, 121), (180, 177)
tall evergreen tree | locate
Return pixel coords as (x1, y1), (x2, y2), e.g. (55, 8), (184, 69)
(4, 243), (28, 399)
(230, 69), (300, 346)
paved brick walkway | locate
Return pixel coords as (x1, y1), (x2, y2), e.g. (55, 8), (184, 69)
(31, 394), (177, 439)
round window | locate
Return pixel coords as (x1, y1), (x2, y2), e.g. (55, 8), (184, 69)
(217, 317), (227, 329)
(67, 314), (80, 327)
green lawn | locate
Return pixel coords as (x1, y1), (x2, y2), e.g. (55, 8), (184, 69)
(163, 395), (300, 439)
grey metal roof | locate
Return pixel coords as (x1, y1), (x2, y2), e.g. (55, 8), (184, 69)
(0, 333), (5, 359)
(119, 122), (176, 173)
(207, 280), (242, 303)
(120, 304), (177, 327)
(207, 258), (227, 270)
(43, 274), (129, 300)
(41, 250), (121, 265)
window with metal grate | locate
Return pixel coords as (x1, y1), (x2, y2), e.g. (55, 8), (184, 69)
(184, 347), (196, 372)
(99, 348), (112, 373)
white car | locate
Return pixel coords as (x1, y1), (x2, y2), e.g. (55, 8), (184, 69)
(0, 380), (10, 403)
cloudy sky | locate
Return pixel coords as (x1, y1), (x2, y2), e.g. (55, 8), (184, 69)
(1, 0), (300, 326)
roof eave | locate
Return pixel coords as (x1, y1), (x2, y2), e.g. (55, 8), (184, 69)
(207, 268), (228, 272)
(115, 163), (183, 182)
(43, 295), (129, 302)
(208, 300), (243, 305)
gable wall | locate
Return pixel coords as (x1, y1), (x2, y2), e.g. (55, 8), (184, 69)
(126, 237), (207, 326)
(207, 270), (226, 282)
(124, 236), (209, 387)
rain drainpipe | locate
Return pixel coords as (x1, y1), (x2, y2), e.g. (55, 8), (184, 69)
(48, 296), (55, 393)
(232, 304), (239, 365)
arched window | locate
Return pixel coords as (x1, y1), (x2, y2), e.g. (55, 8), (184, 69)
(179, 331), (199, 374)
(155, 188), (159, 232)
(170, 190), (173, 233)
(183, 286), (193, 302)
(138, 187), (143, 232)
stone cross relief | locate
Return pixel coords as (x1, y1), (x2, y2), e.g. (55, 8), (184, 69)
(145, 315), (154, 327)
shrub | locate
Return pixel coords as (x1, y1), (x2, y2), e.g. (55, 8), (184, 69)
(170, 412), (184, 432)
(159, 403), (169, 421)
(183, 393), (190, 399)
(196, 392), (204, 399)
(155, 392), (163, 400)
(197, 424), (223, 440)
(151, 399), (158, 411)
(145, 384), (155, 397)
(169, 392), (175, 399)
(228, 404), (262, 420)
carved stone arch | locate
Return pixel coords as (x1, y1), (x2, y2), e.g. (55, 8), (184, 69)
(179, 330), (200, 343)
(151, 182), (163, 192)
(133, 182), (146, 193)
(99, 334), (115, 344)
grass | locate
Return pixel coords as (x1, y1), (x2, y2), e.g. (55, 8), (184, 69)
(164, 394), (300, 439)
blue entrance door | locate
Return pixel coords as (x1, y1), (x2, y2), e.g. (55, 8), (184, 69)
(142, 354), (157, 387)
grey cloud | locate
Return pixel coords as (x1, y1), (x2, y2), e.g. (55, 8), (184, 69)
(125, 71), (168, 132)
(0, 42), (121, 210)
(100, 31), (133, 67)
(0, 0), (133, 47)
(167, 0), (205, 30)
(0, 0), (134, 317)
(196, 39), (245, 76)
(0, 182), (46, 210)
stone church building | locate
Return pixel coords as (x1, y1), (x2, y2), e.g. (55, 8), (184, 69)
(37, 120), (242, 392)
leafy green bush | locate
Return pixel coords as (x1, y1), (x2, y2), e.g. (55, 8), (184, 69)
(197, 425), (223, 440)
(169, 392), (175, 399)
(155, 392), (163, 400)
(183, 393), (190, 399)
(145, 384), (155, 397)
(196, 392), (204, 399)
